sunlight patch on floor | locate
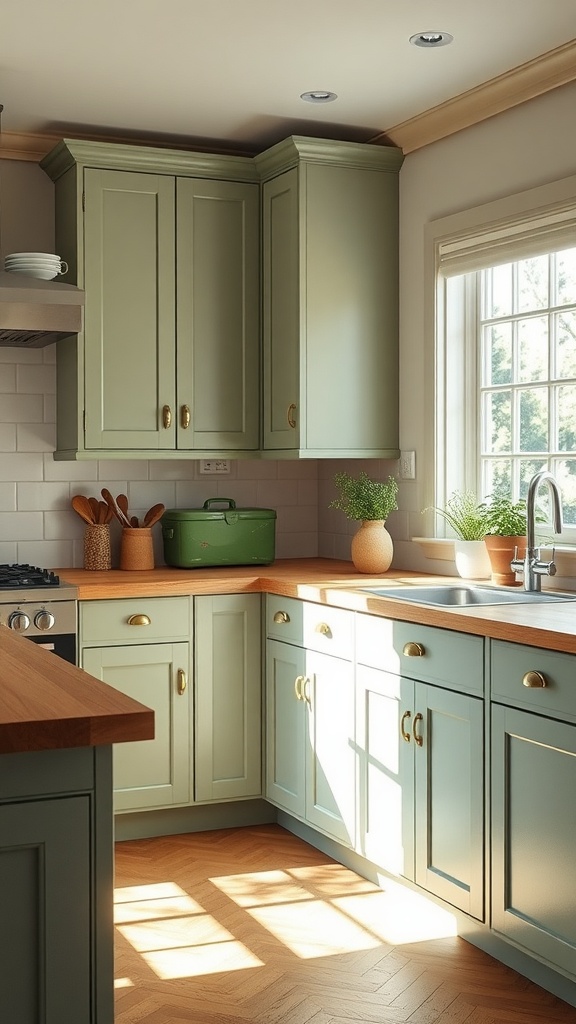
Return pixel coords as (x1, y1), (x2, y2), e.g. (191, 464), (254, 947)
(141, 942), (263, 980)
(211, 869), (317, 907)
(114, 882), (203, 924)
(248, 900), (382, 958)
(114, 977), (134, 989)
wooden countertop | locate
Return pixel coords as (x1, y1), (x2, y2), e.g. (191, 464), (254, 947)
(58, 557), (576, 655)
(0, 625), (154, 755)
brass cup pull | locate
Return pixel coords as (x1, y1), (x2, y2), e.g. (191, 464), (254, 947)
(127, 614), (151, 627)
(273, 610), (290, 624)
(287, 403), (297, 429)
(315, 622), (332, 638)
(177, 668), (187, 695)
(180, 405), (191, 429)
(413, 712), (424, 747)
(522, 670), (547, 688)
(162, 405), (172, 429)
(403, 641), (425, 658)
(400, 709), (412, 743)
(294, 675), (305, 700)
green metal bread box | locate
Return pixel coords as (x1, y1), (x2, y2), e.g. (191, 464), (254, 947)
(161, 499), (277, 568)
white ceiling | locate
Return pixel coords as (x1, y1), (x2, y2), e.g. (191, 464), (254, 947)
(1, 0), (575, 154)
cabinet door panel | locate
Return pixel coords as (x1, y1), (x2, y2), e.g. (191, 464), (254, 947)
(82, 643), (190, 810)
(415, 685), (484, 919)
(305, 650), (355, 847)
(195, 595), (261, 801)
(177, 179), (259, 450)
(265, 639), (306, 815)
(83, 168), (175, 450)
(492, 705), (576, 975)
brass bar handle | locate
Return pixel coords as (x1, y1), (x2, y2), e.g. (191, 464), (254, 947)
(302, 677), (312, 706)
(403, 641), (425, 657)
(294, 675), (305, 700)
(162, 405), (172, 429)
(287, 403), (297, 429)
(522, 670), (547, 688)
(273, 610), (290, 624)
(180, 405), (191, 429)
(400, 709), (412, 743)
(315, 622), (332, 638)
(127, 614), (151, 626)
(413, 712), (424, 747)
(177, 669), (187, 695)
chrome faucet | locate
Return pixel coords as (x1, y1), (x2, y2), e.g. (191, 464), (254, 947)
(510, 470), (563, 592)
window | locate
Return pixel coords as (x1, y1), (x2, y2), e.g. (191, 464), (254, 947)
(429, 175), (576, 543)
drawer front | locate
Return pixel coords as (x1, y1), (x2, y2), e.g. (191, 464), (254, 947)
(356, 613), (484, 695)
(266, 596), (354, 660)
(491, 639), (576, 721)
(80, 596), (191, 645)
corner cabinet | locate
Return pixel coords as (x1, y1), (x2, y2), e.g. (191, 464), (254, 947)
(256, 137), (404, 458)
(41, 141), (260, 460)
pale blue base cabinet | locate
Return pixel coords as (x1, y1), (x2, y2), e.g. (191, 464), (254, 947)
(0, 746), (114, 1024)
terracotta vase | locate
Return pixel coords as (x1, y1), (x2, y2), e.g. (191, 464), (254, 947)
(484, 535), (526, 586)
(350, 520), (393, 574)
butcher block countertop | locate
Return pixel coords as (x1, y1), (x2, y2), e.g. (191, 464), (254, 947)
(0, 626), (154, 755)
(59, 557), (576, 655)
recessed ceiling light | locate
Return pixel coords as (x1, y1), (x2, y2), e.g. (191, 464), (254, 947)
(409, 31), (453, 48)
(300, 90), (338, 104)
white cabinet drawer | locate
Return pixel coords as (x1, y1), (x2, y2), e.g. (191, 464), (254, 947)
(266, 596), (354, 660)
(80, 596), (191, 645)
(356, 613), (484, 696)
(491, 640), (576, 721)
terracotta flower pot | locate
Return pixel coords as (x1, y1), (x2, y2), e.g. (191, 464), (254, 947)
(484, 535), (526, 586)
(351, 520), (393, 573)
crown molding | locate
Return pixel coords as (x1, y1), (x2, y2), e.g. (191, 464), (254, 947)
(370, 38), (576, 153)
(1, 39), (575, 163)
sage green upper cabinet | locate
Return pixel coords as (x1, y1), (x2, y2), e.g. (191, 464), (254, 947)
(41, 140), (260, 459)
(256, 137), (404, 458)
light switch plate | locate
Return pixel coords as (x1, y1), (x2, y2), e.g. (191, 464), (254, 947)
(199, 459), (230, 475)
(399, 450), (416, 479)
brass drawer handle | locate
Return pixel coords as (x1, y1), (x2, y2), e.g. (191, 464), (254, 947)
(273, 610), (290, 624)
(177, 668), (187, 695)
(400, 709), (412, 743)
(413, 712), (424, 747)
(403, 641), (425, 657)
(287, 403), (297, 429)
(294, 675), (305, 700)
(180, 404), (191, 429)
(162, 405), (172, 429)
(127, 614), (151, 626)
(522, 670), (547, 688)
(315, 622), (332, 638)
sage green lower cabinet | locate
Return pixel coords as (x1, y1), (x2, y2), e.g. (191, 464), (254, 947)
(355, 614), (485, 920)
(194, 594), (262, 801)
(0, 746), (113, 1024)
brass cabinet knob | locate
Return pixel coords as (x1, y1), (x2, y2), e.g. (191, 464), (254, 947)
(315, 622), (332, 638)
(180, 405), (191, 429)
(403, 641), (425, 657)
(522, 670), (547, 688)
(413, 712), (424, 747)
(127, 614), (151, 626)
(400, 709), (412, 743)
(162, 405), (172, 429)
(287, 403), (297, 429)
(273, 610), (290, 624)
(177, 668), (187, 695)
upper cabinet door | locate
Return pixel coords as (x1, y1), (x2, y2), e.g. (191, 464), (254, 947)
(83, 168), (176, 450)
(176, 179), (260, 451)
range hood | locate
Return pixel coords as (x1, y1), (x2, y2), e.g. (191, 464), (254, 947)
(0, 271), (84, 348)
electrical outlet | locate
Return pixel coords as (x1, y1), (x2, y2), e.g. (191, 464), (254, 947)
(199, 459), (231, 475)
(399, 450), (416, 480)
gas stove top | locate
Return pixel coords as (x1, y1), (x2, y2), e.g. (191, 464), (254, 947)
(0, 564), (61, 590)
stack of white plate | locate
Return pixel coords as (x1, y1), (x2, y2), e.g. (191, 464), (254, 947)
(4, 252), (67, 281)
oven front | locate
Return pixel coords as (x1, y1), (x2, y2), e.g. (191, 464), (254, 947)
(27, 631), (77, 664)
(0, 590), (78, 665)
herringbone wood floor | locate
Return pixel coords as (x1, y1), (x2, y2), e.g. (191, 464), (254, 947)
(113, 824), (576, 1024)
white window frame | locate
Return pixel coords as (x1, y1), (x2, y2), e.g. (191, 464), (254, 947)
(425, 173), (576, 543)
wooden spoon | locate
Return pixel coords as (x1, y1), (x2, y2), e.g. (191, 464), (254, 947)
(72, 494), (95, 525)
(101, 487), (131, 528)
(130, 516), (140, 528)
(117, 493), (132, 525)
(88, 496), (100, 522)
(143, 503), (165, 528)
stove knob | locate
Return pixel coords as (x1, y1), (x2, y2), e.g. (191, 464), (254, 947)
(8, 611), (31, 632)
(35, 610), (55, 631)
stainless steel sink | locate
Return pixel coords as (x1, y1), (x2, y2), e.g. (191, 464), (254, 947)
(359, 584), (576, 607)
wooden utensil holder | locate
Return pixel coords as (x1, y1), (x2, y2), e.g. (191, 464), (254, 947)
(84, 524), (112, 570)
(120, 527), (154, 570)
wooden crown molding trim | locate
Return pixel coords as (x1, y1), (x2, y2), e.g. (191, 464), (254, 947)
(370, 38), (576, 154)
(0, 131), (61, 162)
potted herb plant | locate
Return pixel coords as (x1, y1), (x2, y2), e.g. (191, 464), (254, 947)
(427, 490), (491, 579)
(330, 471), (398, 573)
(482, 495), (528, 585)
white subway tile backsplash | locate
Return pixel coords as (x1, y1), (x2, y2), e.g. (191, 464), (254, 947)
(174, 481), (211, 507)
(236, 460), (278, 480)
(0, 483), (17, 511)
(17, 363), (56, 394)
(0, 364), (16, 392)
(0, 348), (42, 364)
(0, 394), (44, 423)
(18, 482), (70, 511)
(0, 424), (17, 451)
(19, 539), (74, 569)
(44, 456), (99, 481)
(97, 460), (149, 481)
(16, 421), (57, 452)
(278, 460), (318, 480)
(0, 453), (44, 481)
(0, 511), (43, 541)
(0, 541), (17, 562)
(256, 480), (301, 507)
(128, 480), (176, 510)
(43, 394), (56, 424)
(148, 461), (197, 481)
(44, 510), (85, 541)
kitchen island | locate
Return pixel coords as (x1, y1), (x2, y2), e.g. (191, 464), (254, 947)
(0, 625), (154, 1024)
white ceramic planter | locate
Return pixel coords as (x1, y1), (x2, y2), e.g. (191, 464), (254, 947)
(454, 539), (491, 580)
